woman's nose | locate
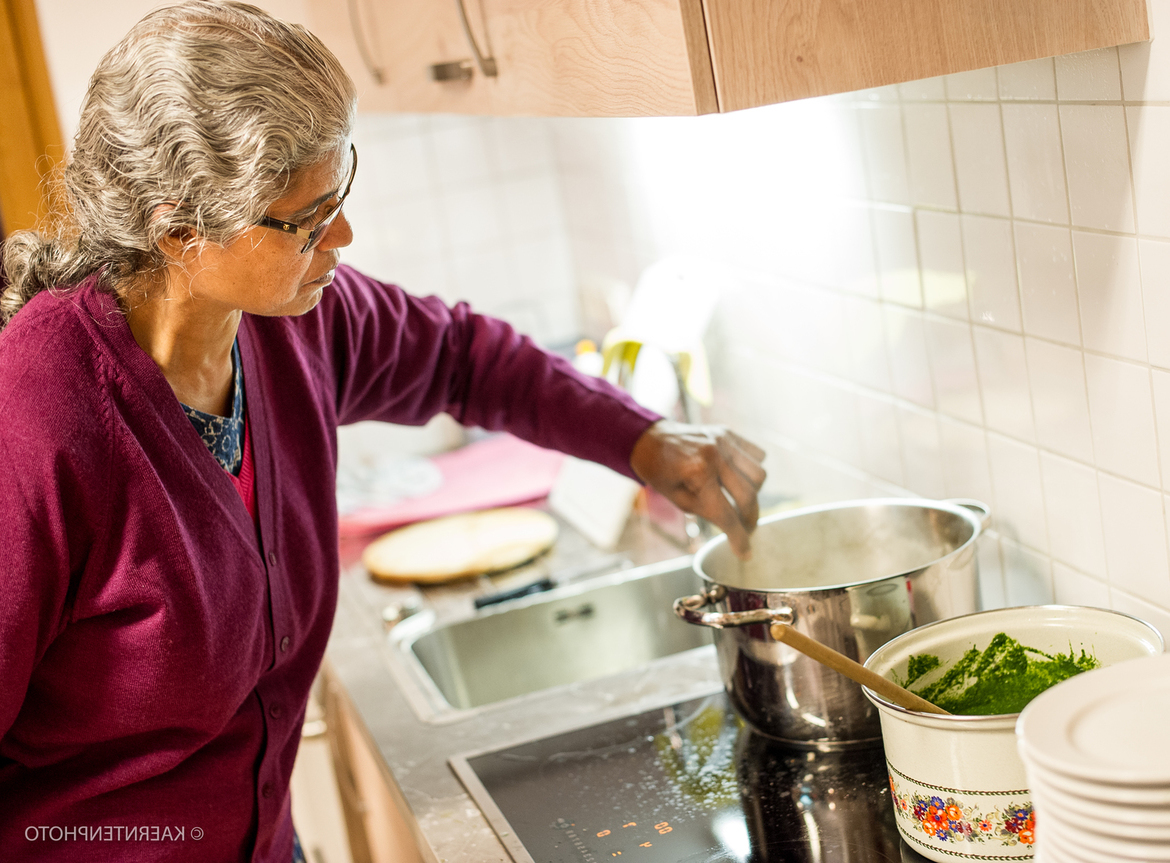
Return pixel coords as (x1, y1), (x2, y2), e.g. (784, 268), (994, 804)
(319, 209), (353, 252)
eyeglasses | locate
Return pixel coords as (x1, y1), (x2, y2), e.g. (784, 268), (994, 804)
(256, 144), (357, 253)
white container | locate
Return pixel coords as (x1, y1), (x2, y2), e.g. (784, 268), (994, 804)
(861, 605), (1163, 863)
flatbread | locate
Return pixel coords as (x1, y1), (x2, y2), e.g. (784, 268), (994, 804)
(362, 507), (558, 584)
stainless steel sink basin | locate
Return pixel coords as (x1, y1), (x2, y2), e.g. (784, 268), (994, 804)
(389, 557), (711, 715)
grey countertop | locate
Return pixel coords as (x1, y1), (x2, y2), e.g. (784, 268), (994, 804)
(325, 510), (727, 863)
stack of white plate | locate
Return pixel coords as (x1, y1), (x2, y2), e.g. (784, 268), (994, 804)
(1016, 651), (1170, 863)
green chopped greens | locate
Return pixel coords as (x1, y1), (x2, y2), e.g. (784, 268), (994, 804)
(894, 632), (1099, 716)
(904, 653), (942, 686)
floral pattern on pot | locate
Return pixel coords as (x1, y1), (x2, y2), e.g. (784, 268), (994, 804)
(889, 772), (1035, 857)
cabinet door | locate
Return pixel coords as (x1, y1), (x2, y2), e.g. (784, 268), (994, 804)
(309, 0), (717, 116)
(308, 0), (496, 114)
(475, 0), (715, 116)
(702, 0), (1150, 112)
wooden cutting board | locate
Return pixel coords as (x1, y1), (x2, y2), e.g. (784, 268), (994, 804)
(362, 507), (558, 584)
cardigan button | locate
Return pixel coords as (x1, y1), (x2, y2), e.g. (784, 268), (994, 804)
(280, 636), (290, 652)
(270, 704), (283, 719)
(261, 782), (274, 799)
(267, 551), (277, 567)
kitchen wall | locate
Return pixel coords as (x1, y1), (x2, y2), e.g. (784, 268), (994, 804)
(526, 8), (1170, 636)
(339, 4), (1170, 636)
(341, 114), (578, 345)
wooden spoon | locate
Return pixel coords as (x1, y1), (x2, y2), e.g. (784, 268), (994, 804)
(769, 622), (951, 716)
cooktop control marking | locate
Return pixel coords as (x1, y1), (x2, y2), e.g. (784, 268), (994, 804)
(556, 819), (597, 862)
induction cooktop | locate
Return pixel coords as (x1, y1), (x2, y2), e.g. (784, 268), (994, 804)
(450, 692), (929, 863)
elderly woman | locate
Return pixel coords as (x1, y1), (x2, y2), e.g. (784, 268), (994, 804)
(0, 3), (765, 861)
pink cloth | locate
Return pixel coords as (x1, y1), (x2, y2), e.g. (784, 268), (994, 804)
(338, 433), (565, 537)
(0, 267), (660, 862)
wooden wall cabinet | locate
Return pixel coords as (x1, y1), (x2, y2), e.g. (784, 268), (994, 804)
(309, 0), (1149, 117)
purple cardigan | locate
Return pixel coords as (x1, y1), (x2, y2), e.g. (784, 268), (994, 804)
(0, 267), (659, 862)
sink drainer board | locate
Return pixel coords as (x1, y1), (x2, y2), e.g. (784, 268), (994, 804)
(450, 691), (923, 863)
(395, 561), (712, 712)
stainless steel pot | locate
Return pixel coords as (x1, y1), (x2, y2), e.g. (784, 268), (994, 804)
(673, 497), (989, 749)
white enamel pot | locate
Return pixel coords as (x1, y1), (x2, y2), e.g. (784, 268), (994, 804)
(861, 605), (1164, 863)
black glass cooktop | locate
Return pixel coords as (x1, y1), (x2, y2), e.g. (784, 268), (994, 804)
(450, 692), (928, 863)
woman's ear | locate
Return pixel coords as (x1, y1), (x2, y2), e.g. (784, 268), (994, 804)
(150, 203), (195, 263)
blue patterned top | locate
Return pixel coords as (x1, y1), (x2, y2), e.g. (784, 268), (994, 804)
(181, 341), (245, 475)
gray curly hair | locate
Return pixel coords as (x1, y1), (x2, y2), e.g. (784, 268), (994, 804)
(1, 0), (356, 325)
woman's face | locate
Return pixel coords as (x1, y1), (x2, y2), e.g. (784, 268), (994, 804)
(178, 144), (355, 318)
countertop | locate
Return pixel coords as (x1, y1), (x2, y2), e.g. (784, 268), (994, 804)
(325, 508), (726, 863)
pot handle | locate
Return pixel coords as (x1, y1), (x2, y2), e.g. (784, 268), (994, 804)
(673, 586), (794, 629)
(946, 498), (991, 532)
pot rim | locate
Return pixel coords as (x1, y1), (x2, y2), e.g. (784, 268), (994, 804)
(859, 603), (1165, 720)
(693, 496), (987, 594)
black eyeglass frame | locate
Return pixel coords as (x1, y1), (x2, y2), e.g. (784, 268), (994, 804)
(256, 144), (357, 253)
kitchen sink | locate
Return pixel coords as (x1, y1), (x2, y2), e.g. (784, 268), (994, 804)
(388, 557), (712, 715)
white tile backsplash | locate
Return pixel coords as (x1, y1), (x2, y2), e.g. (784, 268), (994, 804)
(1059, 105), (1135, 233)
(884, 306), (935, 407)
(1111, 586), (1170, 644)
(1040, 453), (1107, 577)
(856, 393), (904, 486)
(937, 417), (993, 502)
(872, 207), (923, 306)
(1127, 106), (1170, 239)
(1025, 337), (1095, 463)
(1084, 354), (1160, 487)
(499, 175), (566, 239)
(973, 326), (1035, 441)
(945, 68), (1000, 102)
(987, 433), (1049, 552)
(1054, 48), (1123, 101)
(1071, 231), (1147, 362)
(430, 120), (495, 188)
(949, 103), (1012, 217)
(1052, 562), (1111, 608)
(489, 117), (556, 176)
(1014, 222), (1081, 346)
(342, 114), (577, 345)
(439, 186), (506, 252)
(1002, 104), (1070, 224)
(917, 210), (968, 319)
(978, 532), (1007, 609)
(1119, 0), (1170, 101)
(1139, 238), (1170, 370)
(1001, 538), (1056, 606)
(1152, 369), (1170, 491)
(998, 58), (1058, 101)
(962, 215), (1021, 330)
(842, 295), (893, 391)
(925, 316), (982, 423)
(859, 104), (911, 205)
(897, 405), (946, 499)
(1098, 475), (1170, 606)
(903, 102), (957, 210)
(899, 76), (946, 102)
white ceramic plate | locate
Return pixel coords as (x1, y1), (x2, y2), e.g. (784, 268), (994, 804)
(1018, 653), (1170, 787)
(1040, 829), (1130, 863)
(1028, 772), (1170, 830)
(1024, 758), (1170, 806)
(1032, 788), (1170, 841)
(1036, 806), (1170, 860)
